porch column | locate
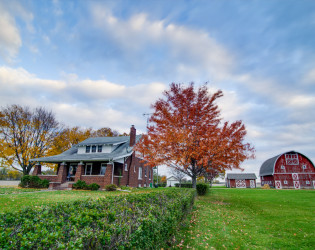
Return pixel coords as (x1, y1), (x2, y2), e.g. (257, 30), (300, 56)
(75, 162), (84, 182)
(57, 162), (67, 183)
(104, 162), (114, 185)
(32, 163), (41, 176)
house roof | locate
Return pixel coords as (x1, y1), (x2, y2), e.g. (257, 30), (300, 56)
(259, 150), (315, 176)
(30, 135), (141, 163)
(226, 173), (257, 180)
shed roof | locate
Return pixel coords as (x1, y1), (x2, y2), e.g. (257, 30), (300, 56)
(259, 150), (315, 176)
(30, 135), (141, 163)
(226, 173), (257, 180)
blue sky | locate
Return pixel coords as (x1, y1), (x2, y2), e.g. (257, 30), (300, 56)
(0, 0), (314, 177)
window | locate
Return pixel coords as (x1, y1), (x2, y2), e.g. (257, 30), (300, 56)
(92, 145), (96, 153)
(144, 167), (147, 177)
(98, 145), (102, 152)
(285, 153), (299, 165)
(144, 184), (146, 187)
(303, 164), (307, 170)
(125, 163), (128, 171)
(281, 165), (285, 170)
(85, 163), (92, 175)
(138, 167), (142, 179)
(284, 180), (288, 184)
(69, 164), (77, 176)
(306, 181), (310, 184)
(100, 163), (107, 175)
(138, 184), (142, 188)
(86, 146), (90, 153)
(149, 169), (151, 179)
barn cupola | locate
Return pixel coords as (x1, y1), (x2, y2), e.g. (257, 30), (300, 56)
(130, 125), (136, 146)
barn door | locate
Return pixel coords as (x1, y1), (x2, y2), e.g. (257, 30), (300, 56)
(236, 180), (246, 188)
(250, 180), (255, 188)
(293, 181), (300, 189)
(275, 180), (282, 189)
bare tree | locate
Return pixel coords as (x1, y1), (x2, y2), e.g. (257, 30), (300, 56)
(0, 105), (61, 175)
(169, 164), (187, 187)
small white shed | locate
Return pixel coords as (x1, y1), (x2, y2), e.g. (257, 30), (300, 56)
(167, 176), (179, 187)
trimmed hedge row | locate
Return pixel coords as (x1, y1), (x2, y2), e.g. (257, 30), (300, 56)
(73, 180), (100, 191)
(175, 183), (193, 188)
(0, 189), (195, 249)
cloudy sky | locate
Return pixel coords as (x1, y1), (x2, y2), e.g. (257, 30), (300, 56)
(0, 0), (314, 177)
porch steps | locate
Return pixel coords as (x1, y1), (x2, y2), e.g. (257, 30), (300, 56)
(56, 182), (75, 190)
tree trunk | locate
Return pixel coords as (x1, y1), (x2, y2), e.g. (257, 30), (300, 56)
(192, 175), (197, 188)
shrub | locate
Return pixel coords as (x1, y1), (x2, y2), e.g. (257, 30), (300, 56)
(105, 184), (117, 191)
(196, 183), (209, 195)
(19, 175), (49, 188)
(73, 180), (87, 190)
(88, 183), (100, 191)
(0, 189), (196, 249)
(121, 186), (132, 190)
(73, 180), (100, 191)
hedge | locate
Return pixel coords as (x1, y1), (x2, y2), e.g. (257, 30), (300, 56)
(73, 180), (100, 191)
(196, 183), (209, 195)
(175, 183), (193, 188)
(0, 189), (195, 249)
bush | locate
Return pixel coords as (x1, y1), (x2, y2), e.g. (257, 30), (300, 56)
(88, 183), (100, 191)
(0, 189), (196, 249)
(105, 184), (118, 191)
(196, 183), (209, 195)
(73, 180), (100, 191)
(175, 183), (193, 188)
(19, 175), (49, 188)
(121, 186), (132, 190)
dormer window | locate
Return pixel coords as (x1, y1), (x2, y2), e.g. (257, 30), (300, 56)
(285, 153), (299, 165)
(86, 146), (90, 153)
(303, 164), (307, 170)
(98, 145), (102, 152)
(92, 145), (96, 153)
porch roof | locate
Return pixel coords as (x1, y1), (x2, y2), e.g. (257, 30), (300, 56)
(30, 135), (141, 163)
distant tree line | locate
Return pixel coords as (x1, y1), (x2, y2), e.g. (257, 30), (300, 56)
(0, 104), (128, 175)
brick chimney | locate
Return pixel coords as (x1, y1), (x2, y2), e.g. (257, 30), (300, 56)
(130, 125), (136, 146)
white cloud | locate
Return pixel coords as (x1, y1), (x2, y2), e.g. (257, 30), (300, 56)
(0, 3), (22, 62)
(303, 68), (315, 84)
(90, 4), (234, 81)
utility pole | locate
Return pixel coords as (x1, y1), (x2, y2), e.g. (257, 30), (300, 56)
(142, 113), (152, 128)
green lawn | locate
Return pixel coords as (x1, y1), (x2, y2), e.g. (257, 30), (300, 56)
(0, 186), (41, 194)
(0, 188), (146, 213)
(177, 188), (315, 249)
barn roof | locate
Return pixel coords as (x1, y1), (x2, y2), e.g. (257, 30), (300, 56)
(226, 173), (257, 180)
(259, 150), (315, 176)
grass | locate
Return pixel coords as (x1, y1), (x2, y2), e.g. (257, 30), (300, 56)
(0, 187), (169, 213)
(0, 186), (41, 194)
(177, 188), (315, 249)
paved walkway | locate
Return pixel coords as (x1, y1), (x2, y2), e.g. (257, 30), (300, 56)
(0, 180), (20, 186)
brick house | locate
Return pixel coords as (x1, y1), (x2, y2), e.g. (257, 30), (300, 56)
(30, 125), (153, 190)
(225, 173), (257, 188)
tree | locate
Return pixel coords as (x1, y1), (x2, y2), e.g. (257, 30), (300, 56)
(135, 83), (255, 188)
(91, 127), (120, 137)
(48, 126), (93, 156)
(0, 105), (61, 175)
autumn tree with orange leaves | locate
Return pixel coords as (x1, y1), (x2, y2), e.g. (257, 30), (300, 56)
(135, 83), (255, 188)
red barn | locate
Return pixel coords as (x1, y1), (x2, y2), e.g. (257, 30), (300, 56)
(260, 151), (315, 189)
(226, 173), (257, 188)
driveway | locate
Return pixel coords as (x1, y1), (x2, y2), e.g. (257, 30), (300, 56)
(0, 180), (20, 186)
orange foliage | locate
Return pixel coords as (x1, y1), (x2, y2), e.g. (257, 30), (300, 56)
(135, 83), (255, 185)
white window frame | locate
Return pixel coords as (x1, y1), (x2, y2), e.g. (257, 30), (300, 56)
(284, 180), (288, 184)
(303, 164), (307, 170)
(86, 146), (91, 153)
(149, 169), (151, 180)
(306, 180), (310, 184)
(138, 166), (142, 180)
(98, 145), (102, 153)
(125, 163), (128, 171)
(91, 145), (97, 153)
(138, 184), (142, 188)
(281, 165), (285, 170)
(100, 163), (107, 175)
(85, 163), (93, 175)
(144, 167), (147, 177)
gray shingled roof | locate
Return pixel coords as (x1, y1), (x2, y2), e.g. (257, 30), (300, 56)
(259, 150), (315, 176)
(30, 135), (141, 163)
(226, 173), (257, 180)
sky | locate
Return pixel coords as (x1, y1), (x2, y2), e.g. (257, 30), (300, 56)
(0, 0), (314, 178)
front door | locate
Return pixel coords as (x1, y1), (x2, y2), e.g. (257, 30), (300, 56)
(250, 180), (255, 188)
(293, 181), (300, 189)
(236, 180), (246, 188)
